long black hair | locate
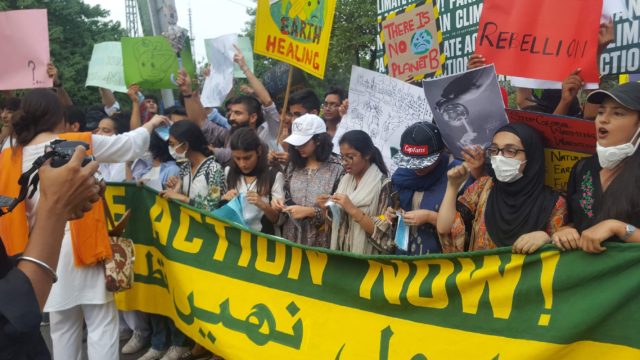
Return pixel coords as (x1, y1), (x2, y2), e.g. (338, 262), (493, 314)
(228, 128), (271, 196)
(169, 120), (213, 157)
(339, 130), (388, 176)
(597, 112), (640, 227)
(12, 89), (64, 146)
(288, 132), (334, 169)
(149, 132), (174, 163)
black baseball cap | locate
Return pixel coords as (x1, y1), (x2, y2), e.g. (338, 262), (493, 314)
(587, 82), (640, 111)
(392, 122), (445, 169)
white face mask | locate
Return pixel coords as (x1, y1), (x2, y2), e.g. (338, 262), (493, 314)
(168, 143), (186, 161)
(596, 127), (640, 169)
(491, 155), (525, 183)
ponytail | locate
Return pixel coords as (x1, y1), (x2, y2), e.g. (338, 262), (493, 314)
(339, 130), (388, 176)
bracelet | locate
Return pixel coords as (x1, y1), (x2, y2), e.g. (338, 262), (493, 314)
(182, 93), (193, 98)
(18, 256), (58, 283)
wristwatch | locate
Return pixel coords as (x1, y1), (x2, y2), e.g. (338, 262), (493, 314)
(622, 223), (636, 241)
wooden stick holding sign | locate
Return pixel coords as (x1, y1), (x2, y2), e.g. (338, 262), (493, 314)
(278, 66), (294, 146)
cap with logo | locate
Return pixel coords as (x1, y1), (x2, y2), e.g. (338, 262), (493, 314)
(392, 122), (445, 169)
(283, 114), (327, 146)
(587, 82), (640, 111)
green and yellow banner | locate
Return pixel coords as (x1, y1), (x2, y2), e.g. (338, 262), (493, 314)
(106, 184), (640, 359)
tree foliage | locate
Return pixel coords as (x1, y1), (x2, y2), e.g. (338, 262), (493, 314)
(1, 0), (127, 107)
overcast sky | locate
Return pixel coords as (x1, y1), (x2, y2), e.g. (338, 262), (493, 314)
(82, 0), (254, 63)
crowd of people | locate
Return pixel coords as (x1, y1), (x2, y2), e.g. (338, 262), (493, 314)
(1, 25), (639, 360)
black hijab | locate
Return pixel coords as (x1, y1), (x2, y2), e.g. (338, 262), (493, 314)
(485, 123), (560, 246)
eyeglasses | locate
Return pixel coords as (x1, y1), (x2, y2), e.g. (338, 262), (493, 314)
(339, 154), (358, 163)
(485, 146), (525, 158)
(322, 102), (340, 109)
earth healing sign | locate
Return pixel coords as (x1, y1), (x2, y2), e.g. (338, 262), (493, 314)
(108, 184), (640, 359)
(475, 0), (602, 83)
(380, 1), (445, 81)
(254, 0), (337, 79)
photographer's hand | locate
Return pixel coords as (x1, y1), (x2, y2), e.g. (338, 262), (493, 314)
(38, 146), (102, 220)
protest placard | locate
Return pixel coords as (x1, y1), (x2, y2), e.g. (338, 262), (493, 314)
(380, 0), (445, 82)
(121, 36), (195, 89)
(85, 42), (127, 93)
(334, 66), (432, 174)
(506, 109), (596, 192)
(544, 148), (591, 192)
(202, 34), (237, 107)
(234, 36), (255, 78)
(601, 0), (640, 75)
(423, 64), (507, 158)
(0, 9), (53, 90)
(109, 183), (640, 360)
(253, 0), (337, 79)
(475, 0), (602, 83)
(376, 0), (483, 77)
(506, 109), (597, 154)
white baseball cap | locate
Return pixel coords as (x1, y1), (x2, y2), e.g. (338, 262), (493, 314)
(283, 114), (327, 146)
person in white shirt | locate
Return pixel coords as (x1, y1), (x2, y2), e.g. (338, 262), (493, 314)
(222, 128), (284, 234)
(1, 89), (167, 360)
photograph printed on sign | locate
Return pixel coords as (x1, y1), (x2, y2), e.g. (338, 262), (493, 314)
(422, 64), (508, 158)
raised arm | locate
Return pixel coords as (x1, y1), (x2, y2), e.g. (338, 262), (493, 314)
(48, 62), (73, 106)
(127, 84), (142, 130)
(437, 163), (470, 237)
(234, 45), (273, 107)
(177, 68), (208, 128)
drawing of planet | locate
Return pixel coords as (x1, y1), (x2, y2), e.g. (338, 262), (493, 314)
(411, 29), (432, 55)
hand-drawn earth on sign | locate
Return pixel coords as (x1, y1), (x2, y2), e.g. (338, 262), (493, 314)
(134, 38), (177, 87)
(270, 0), (325, 42)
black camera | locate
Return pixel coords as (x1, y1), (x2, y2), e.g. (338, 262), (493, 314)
(46, 140), (94, 168)
(0, 140), (97, 217)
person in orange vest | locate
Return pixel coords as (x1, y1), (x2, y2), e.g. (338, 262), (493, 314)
(0, 89), (168, 360)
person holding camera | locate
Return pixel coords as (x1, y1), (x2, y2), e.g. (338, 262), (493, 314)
(0, 146), (103, 359)
(0, 89), (168, 360)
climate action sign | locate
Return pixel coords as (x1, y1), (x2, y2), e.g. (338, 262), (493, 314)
(376, 0), (483, 77)
(380, 1), (445, 81)
(253, 0), (337, 79)
(108, 184), (640, 359)
(600, 0), (640, 75)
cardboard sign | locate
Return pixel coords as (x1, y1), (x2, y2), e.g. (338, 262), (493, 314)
(601, 0), (640, 75)
(380, 1), (445, 81)
(121, 36), (195, 89)
(375, 0), (482, 76)
(253, 0), (337, 79)
(475, 0), (602, 83)
(544, 148), (591, 192)
(0, 9), (53, 90)
(85, 42), (128, 93)
(506, 109), (597, 154)
(422, 65), (508, 158)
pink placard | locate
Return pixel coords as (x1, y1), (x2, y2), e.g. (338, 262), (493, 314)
(0, 9), (52, 90)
